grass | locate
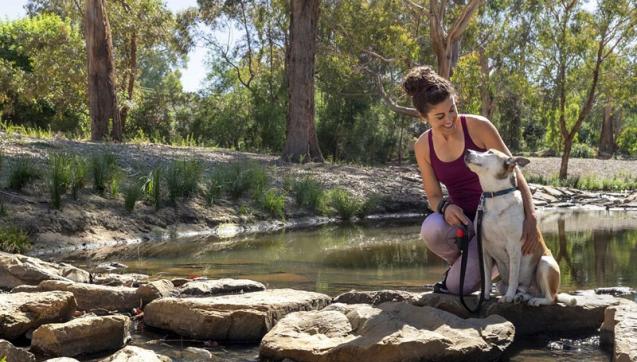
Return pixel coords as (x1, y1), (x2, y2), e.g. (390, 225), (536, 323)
(0, 225), (31, 253)
(290, 176), (328, 214)
(0, 119), (55, 140)
(48, 153), (71, 209)
(327, 188), (364, 220)
(165, 159), (202, 205)
(203, 177), (223, 206)
(256, 188), (286, 219)
(8, 157), (39, 191)
(69, 155), (88, 200)
(123, 180), (145, 213)
(526, 173), (637, 191)
(142, 167), (162, 209)
(213, 161), (269, 200)
(90, 153), (118, 196)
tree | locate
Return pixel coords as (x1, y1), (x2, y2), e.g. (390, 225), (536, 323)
(85, 0), (121, 141)
(282, 0), (323, 163)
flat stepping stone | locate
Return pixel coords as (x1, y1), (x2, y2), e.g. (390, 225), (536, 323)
(260, 302), (514, 362)
(178, 278), (265, 296)
(144, 288), (331, 342)
(36, 280), (141, 312)
(0, 252), (89, 289)
(0, 291), (76, 340)
(31, 315), (130, 357)
(333, 289), (420, 305)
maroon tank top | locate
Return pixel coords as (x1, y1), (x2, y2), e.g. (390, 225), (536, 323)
(428, 116), (486, 220)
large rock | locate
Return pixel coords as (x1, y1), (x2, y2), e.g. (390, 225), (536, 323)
(31, 315), (131, 357)
(178, 278), (266, 296)
(260, 302), (514, 362)
(36, 280), (141, 312)
(144, 288), (331, 342)
(136, 280), (175, 305)
(92, 273), (149, 287)
(333, 289), (421, 305)
(98, 346), (171, 362)
(484, 292), (620, 336)
(601, 300), (637, 362)
(0, 339), (36, 362)
(0, 291), (76, 340)
(0, 252), (89, 289)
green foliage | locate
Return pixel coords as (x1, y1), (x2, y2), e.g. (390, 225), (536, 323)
(0, 14), (87, 133)
(48, 153), (71, 209)
(8, 157), (39, 191)
(142, 167), (162, 210)
(256, 188), (286, 219)
(0, 225), (30, 253)
(327, 188), (364, 221)
(570, 143), (597, 158)
(203, 176), (223, 206)
(165, 159), (202, 204)
(69, 155), (88, 200)
(90, 153), (118, 196)
(526, 173), (637, 191)
(291, 176), (328, 215)
(215, 161), (269, 200)
(617, 126), (637, 156)
(123, 180), (145, 213)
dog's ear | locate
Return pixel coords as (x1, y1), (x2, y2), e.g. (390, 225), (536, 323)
(505, 157), (530, 173)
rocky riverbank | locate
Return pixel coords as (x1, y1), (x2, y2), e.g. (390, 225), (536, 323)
(1, 133), (636, 256)
(1, 251), (635, 361)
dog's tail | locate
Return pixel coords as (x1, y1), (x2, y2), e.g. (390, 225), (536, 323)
(556, 293), (577, 306)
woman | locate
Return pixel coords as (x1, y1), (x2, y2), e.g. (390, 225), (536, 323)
(403, 65), (538, 295)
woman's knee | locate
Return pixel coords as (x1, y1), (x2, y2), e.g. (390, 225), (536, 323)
(420, 213), (446, 246)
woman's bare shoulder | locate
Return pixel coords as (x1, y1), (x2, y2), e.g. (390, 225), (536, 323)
(414, 130), (431, 161)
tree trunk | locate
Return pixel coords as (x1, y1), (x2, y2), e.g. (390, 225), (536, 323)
(85, 0), (121, 142)
(478, 47), (493, 118)
(120, 31), (137, 135)
(598, 102), (614, 159)
(282, 0), (323, 163)
(559, 135), (573, 179)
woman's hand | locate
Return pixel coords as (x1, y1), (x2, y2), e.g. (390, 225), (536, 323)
(521, 213), (539, 255)
(443, 204), (470, 226)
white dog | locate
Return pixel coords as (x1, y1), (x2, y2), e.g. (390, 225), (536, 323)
(464, 149), (575, 306)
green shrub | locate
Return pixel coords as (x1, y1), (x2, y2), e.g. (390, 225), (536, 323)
(8, 157), (39, 191)
(216, 161), (269, 200)
(328, 188), (363, 220)
(617, 126), (637, 156)
(48, 153), (71, 209)
(69, 155), (88, 200)
(570, 143), (596, 158)
(256, 188), (286, 219)
(165, 159), (202, 204)
(203, 177), (223, 206)
(0, 226), (31, 253)
(142, 167), (162, 209)
(123, 180), (144, 213)
(90, 153), (118, 195)
(291, 176), (328, 214)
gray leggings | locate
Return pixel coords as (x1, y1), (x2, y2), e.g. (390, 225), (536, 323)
(420, 212), (481, 295)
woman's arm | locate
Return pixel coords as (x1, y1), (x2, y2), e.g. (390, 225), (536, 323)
(472, 116), (538, 253)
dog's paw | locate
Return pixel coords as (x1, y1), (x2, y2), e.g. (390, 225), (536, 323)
(527, 298), (547, 307)
(499, 294), (515, 303)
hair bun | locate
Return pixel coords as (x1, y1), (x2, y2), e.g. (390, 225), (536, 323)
(402, 66), (436, 97)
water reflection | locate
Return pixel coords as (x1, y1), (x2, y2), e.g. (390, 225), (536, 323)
(69, 211), (637, 296)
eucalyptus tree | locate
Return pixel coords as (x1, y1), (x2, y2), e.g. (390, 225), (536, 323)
(534, 0), (637, 179)
(85, 0), (121, 141)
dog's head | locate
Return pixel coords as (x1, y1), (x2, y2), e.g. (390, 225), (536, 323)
(464, 149), (530, 191)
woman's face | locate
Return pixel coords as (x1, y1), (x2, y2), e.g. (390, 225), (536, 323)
(424, 97), (458, 134)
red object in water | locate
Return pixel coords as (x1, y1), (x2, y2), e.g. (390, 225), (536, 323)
(455, 228), (465, 238)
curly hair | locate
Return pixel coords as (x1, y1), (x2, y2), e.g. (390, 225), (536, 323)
(402, 65), (455, 116)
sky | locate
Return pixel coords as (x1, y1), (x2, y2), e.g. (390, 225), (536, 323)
(0, 0), (215, 92)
